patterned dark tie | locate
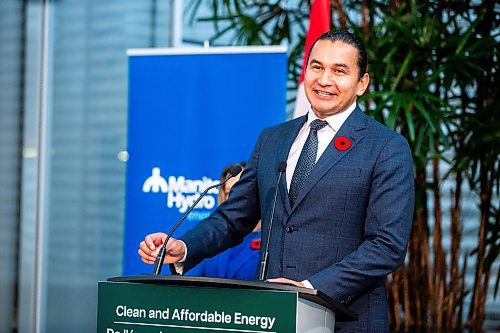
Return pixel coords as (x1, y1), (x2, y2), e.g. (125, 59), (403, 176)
(289, 119), (329, 208)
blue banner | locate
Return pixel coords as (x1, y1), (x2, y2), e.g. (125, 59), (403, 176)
(124, 47), (287, 275)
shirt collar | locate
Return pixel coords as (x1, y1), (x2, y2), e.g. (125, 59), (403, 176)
(306, 101), (357, 133)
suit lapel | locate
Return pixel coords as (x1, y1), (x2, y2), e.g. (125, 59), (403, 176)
(289, 107), (368, 215)
(276, 115), (307, 216)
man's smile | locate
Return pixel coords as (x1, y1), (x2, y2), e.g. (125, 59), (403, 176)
(313, 89), (337, 98)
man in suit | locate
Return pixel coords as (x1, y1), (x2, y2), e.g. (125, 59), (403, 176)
(138, 30), (414, 331)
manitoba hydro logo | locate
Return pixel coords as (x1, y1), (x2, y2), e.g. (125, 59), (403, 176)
(142, 167), (219, 221)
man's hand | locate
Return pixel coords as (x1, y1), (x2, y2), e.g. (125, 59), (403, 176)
(138, 232), (186, 264)
(266, 278), (305, 288)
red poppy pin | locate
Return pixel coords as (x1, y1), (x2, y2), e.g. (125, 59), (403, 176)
(334, 137), (351, 151)
(250, 239), (261, 250)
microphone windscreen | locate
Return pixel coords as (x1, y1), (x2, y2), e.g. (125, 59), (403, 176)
(277, 161), (287, 173)
(229, 165), (243, 177)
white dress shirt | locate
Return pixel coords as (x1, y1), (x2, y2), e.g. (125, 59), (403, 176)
(286, 101), (357, 190)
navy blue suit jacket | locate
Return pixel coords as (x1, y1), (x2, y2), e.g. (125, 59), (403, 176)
(178, 107), (415, 332)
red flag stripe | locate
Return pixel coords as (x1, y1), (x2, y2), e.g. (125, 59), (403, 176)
(299, 0), (331, 84)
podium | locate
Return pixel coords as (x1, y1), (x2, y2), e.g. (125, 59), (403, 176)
(98, 275), (357, 333)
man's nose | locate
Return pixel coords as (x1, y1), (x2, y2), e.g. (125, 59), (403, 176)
(318, 70), (333, 86)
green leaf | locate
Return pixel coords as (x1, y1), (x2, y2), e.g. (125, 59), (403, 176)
(390, 51), (413, 92)
(403, 102), (416, 142)
(408, 97), (438, 132)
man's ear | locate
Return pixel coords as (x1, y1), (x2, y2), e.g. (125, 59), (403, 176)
(356, 73), (370, 96)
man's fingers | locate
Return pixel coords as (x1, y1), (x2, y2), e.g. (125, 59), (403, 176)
(145, 238), (155, 251)
(144, 232), (167, 251)
(266, 278), (304, 287)
(138, 248), (157, 265)
(139, 233), (176, 264)
(139, 241), (158, 257)
(145, 235), (159, 251)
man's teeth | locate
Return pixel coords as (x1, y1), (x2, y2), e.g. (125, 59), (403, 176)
(317, 91), (333, 96)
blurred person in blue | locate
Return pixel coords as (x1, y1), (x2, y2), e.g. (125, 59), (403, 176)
(186, 162), (262, 280)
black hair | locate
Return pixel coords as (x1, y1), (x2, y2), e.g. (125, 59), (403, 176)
(218, 162), (247, 204)
(306, 30), (367, 80)
(220, 162), (246, 179)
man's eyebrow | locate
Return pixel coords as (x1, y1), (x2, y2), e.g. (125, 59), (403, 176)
(309, 59), (322, 66)
(309, 59), (351, 70)
(333, 63), (350, 69)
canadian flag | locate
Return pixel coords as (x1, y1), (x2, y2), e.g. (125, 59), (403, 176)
(293, 0), (331, 118)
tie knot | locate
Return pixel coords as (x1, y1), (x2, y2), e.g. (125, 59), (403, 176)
(310, 119), (328, 132)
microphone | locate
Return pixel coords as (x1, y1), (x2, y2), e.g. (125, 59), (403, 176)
(258, 161), (287, 281)
(153, 165), (243, 275)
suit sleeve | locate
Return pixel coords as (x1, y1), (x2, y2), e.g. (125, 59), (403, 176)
(308, 134), (415, 302)
(174, 130), (265, 273)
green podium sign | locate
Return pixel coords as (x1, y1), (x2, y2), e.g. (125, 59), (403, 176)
(98, 281), (297, 332)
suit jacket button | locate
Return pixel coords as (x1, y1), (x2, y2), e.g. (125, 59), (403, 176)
(286, 226), (293, 233)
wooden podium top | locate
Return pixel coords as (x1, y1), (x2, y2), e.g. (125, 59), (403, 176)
(108, 275), (357, 322)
